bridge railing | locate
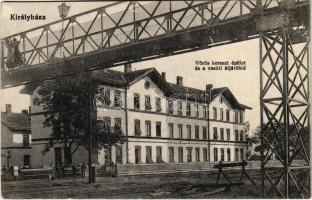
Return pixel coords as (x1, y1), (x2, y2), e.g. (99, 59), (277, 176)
(0, 0), (298, 72)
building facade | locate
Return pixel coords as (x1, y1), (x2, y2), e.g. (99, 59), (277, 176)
(23, 66), (251, 168)
(1, 104), (31, 167)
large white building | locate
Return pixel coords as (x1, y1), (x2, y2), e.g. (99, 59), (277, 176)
(22, 66), (251, 168)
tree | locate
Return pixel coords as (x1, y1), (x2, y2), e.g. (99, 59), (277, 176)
(33, 73), (125, 166)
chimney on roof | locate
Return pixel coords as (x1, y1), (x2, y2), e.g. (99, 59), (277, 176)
(5, 104), (11, 113)
(124, 63), (132, 72)
(205, 84), (213, 102)
(22, 110), (28, 115)
(161, 72), (166, 80)
(176, 76), (183, 86)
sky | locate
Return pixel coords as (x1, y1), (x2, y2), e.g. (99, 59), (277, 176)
(0, 1), (261, 132)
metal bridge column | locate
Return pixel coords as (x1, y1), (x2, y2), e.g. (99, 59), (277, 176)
(259, 3), (310, 198)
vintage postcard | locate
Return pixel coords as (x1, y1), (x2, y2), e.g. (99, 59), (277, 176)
(0, 0), (310, 199)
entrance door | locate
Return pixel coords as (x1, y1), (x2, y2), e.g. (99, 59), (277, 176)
(24, 155), (30, 166)
(54, 147), (62, 166)
(105, 148), (112, 164)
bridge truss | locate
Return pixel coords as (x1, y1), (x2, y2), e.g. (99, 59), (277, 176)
(0, 0), (310, 198)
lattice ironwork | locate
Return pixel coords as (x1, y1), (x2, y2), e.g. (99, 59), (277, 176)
(259, 25), (310, 198)
(1, 0), (301, 71)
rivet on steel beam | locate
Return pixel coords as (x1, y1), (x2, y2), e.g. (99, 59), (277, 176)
(43, 26), (50, 31)
(69, 17), (76, 23)
(97, 8), (105, 14)
(20, 32), (26, 38)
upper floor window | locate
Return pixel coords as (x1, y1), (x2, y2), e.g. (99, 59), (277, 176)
(145, 121), (151, 137)
(23, 134), (30, 147)
(220, 108), (224, 121)
(167, 99), (174, 114)
(114, 118), (122, 131)
(156, 122), (161, 137)
(235, 130), (239, 141)
(202, 127), (207, 140)
(220, 128), (224, 141)
(213, 127), (218, 140)
(114, 90), (122, 108)
(186, 102), (191, 117)
(226, 109), (230, 121)
(234, 111), (239, 123)
(134, 119), (141, 136)
(155, 97), (162, 112)
(178, 124), (183, 138)
(195, 104), (199, 118)
(240, 130), (244, 141)
(239, 111), (244, 123)
(213, 107), (217, 120)
(226, 129), (230, 141)
(195, 126), (200, 140)
(134, 94), (140, 110)
(103, 117), (111, 129)
(178, 101), (183, 116)
(145, 96), (152, 111)
(103, 89), (111, 106)
(203, 106), (208, 119)
(187, 125), (192, 139)
(168, 123), (174, 138)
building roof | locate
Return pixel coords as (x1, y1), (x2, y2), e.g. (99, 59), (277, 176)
(1, 112), (31, 131)
(20, 67), (251, 110)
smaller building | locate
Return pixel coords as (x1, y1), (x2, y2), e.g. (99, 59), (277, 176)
(1, 104), (31, 168)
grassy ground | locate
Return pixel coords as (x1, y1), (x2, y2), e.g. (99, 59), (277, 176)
(1, 169), (269, 199)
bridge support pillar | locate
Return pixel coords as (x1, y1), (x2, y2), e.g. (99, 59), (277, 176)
(259, 26), (310, 198)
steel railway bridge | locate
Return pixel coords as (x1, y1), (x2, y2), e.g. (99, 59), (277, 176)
(0, 0), (310, 198)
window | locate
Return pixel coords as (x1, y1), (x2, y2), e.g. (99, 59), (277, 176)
(155, 97), (162, 112)
(220, 128), (224, 141)
(226, 109), (230, 121)
(168, 147), (174, 163)
(227, 148), (231, 161)
(13, 134), (23, 144)
(156, 122), (161, 137)
(214, 148), (218, 162)
(24, 155), (30, 166)
(213, 107), (217, 120)
(186, 102), (191, 117)
(195, 148), (200, 162)
(202, 127), (207, 140)
(195, 104), (199, 117)
(220, 148), (225, 161)
(135, 146), (141, 164)
(134, 120), (141, 136)
(226, 129), (230, 141)
(146, 146), (153, 163)
(178, 101), (183, 116)
(168, 123), (174, 138)
(116, 146), (123, 164)
(195, 126), (199, 140)
(213, 127), (218, 140)
(156, 146), (162, 163)
(187, 125), (191, 139)
(178, 124), (183, 138)
(134, 94), (140, 109)
(114, 118), (122, 131)
(234, 111), (239, 123)
(203, 148), (208, 162)
(220, 108), (224, 121)
(235, 148), (239, 161)
(103, 89), (111, 106)
(240, 130), (244, 141)
(240, 111), (244, 123)
(103, 117), (111, 129)
(240, 149), (244, 161)
(167, 99), (174, 114)
(145, 95), (152, 111)
(203, 105), (208, 119)
(23, 134), (30, 147)
(145, 121), (151, 137)
(178, 147), (183, 163)
(219, 97), (223, 104)
(114, 90), (122, 108)
(187, 148), (192, 162)
(235, 130), (239, 141)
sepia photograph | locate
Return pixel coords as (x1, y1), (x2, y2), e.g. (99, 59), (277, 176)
(0, 0), (310, 199)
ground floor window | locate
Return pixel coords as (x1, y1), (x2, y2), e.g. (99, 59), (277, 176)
(156, 146), (162, 163)
(240, 148), (244, 161)
(235, 148), (239, 161)
(24, 155), (30, 166)
(220, 148), (225, 161)
(135, 146), (141, 164)
(227, 148), (231, 162)
(146, 146), (152, 163)
(203, 148), (208, 162)
(178, 147), (183, 163)
(116, 146), (122, 164)
(168, 147), (174, 163)
(214, 148), (218, 162)
(195, 148), (200, 162)
(187, 148), (192, 162)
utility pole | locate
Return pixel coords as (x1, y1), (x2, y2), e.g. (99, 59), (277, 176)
(88, 74), (93, 183)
